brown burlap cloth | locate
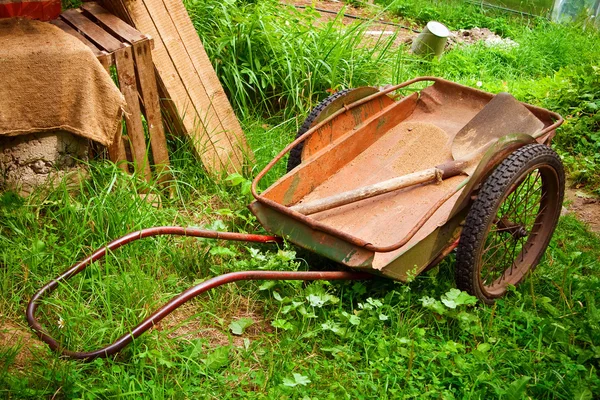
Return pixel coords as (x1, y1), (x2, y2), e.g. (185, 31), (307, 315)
(0, 18), (125, 146)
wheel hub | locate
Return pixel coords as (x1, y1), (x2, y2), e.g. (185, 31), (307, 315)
(495, 217), (529, 239)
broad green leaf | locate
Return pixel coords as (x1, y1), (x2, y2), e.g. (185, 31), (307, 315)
(441, 289), (477, 308)
(209, 246), (237, 257)
(366, 298), (383, 308)
(272, 319), (294, 331)
(225, 173), (245, 186)
(477, 343), (491, 353)
(504, 376), (530, 400)
(202, 346), (230, 370)
(443, 341), (462, 353)
(283, 373), (311, 387)
(321, 320), (345, 336)
(573, 388), (593, 400)
(347, 314), (361, 326)
(306, 293), (339, 307)
(281, 301), (303, 314)
(297, 306), (316, 318)
(420, 296), (447, 315)
(228, 317), (254, 335)
(258, 281), (276, 291)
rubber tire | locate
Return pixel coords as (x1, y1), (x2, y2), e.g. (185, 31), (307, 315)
(286, 89), (352, 172)
(455, 143), (565, 304)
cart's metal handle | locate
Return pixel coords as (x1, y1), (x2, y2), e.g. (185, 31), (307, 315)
(26, 227), (373, 360)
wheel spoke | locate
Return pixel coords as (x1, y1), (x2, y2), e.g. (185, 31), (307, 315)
(459, 145), (564, 303)
(480, 167), (553, 293)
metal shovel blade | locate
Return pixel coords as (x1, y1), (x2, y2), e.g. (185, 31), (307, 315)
(451, 92), (545, 171)
(291, 93), (546, 215)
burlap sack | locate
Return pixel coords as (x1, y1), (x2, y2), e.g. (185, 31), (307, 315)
(0, 18), (125, 146)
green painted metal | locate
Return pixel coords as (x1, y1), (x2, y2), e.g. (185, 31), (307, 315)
(248, 202), (375, 268)
(379, 210), (467, 282)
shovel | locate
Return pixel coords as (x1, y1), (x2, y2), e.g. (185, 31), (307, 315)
(291, 93), (544, 216)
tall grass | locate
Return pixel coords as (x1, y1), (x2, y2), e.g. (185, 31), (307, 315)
(185, 0), (397, 119)
(1, 169), (599, 397)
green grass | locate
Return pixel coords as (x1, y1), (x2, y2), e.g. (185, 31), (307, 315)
(1, 168), (599, 398)
(185, 0), (397, 120)
(2, 0), (600, 398)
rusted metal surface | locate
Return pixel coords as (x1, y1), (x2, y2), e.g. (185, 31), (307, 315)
(250, 77), (564, 279)
(249, 202), (375, 267)
(451, 133), (537, 215)
(378, 212), (466, 280)
(262, 94), (418, 206)
(451, 92), (544, 161)
(26, 227), (373, 360)
(300, 86), (381, 160)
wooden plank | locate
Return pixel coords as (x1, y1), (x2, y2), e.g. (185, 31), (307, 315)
(98, 0), (134, 26)
(161, 0), (250, 163)
(52, 17), (114, 73)
(81, 2), (147, 43)
(107, 123), (129, 172)
(133, 39), (171, 184)
(108, 0), (222, 172)
(61, 9), (124, 53)
(100, 0), (253, 175)
(158, 81), (186, 136)
(114, 46), (152, 181)
(97, 53), (112, 74)
(137, 0), (230, 171)
(154, 0), (243, 167)
(51, 18), (105, 57)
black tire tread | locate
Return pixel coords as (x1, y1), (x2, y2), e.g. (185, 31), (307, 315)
(455, 143), (565, 304)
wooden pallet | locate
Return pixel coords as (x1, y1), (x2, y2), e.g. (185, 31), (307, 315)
(51, 2), (170, 184)
(100, 0), (253, 175)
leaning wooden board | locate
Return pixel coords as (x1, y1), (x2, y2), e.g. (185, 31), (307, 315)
(101, 0), (252, 174)
(55, 5), (172, 184)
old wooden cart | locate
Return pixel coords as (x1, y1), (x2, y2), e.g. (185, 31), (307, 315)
(27, 77), (566, 359)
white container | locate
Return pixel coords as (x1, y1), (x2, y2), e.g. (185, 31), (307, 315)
(411, 21), (451, 59)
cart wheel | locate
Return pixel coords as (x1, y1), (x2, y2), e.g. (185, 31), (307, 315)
(455, 143), (565, 304)
(287, 89), (352, 172)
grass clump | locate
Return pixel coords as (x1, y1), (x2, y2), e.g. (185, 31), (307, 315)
(377, 0), (516, 34)
(2, 170), (599, 398)
(185, 0), (396, 119)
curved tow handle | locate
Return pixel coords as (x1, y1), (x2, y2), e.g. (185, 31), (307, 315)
(26, 226), (373, 360)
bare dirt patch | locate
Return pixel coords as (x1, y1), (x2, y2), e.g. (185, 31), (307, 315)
(447, 27), (519, 49)
(284, 0), (418, 46)
(0, 318), (47, 371)
(155, 296), (273, 348)
(564, 186), (600, 234)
